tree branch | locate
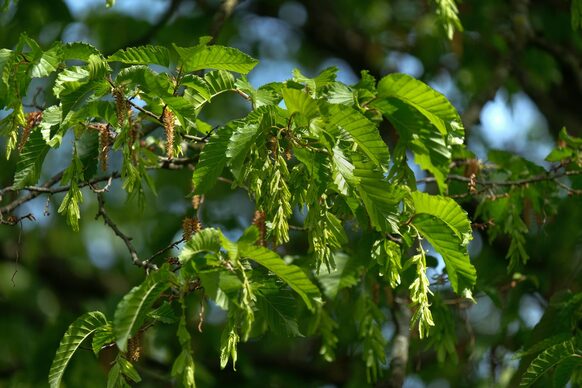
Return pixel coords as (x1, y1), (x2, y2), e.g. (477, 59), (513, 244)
(95, 193), (158, 271)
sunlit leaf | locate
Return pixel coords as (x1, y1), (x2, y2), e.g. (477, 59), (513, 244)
(48, 311), (108, 388)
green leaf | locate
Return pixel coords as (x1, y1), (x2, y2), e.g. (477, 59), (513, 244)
(292, 67), (338, 96)
(240, 245), (321, 311)
(255, 288), (302, 337)
(282, 87), (320, 121)
(147, 301), (178, 324)
(92, 323), (114, 355)
(108, 45), (170, 67)
(375, 73), (463, 139)
(520, 338), (579, 387)
(226, 122), (260, 179)
(353, 158), (403, 233)
(48, 311), (108, 388)
(173, 44), (258, 74)
(62, 42), (100, 61)
(373, 73), (463, 191)
(179, 228), (223, 263)
(317, 252), (360, 299)
(60, 81), (102, 118)
(117, 357), (141, 383)
(326, 105), (390, 169)
(106, 0), (115, 7)
(113, 267), (171, 351)
(192, 125), (233, 194)
(30, 43), (62, 78)
(13, 129), (50, 188)
(411, 191), (476, 293)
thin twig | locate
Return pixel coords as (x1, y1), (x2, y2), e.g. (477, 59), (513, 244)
(146, 237), (185, 264)
(95, 193), (158, 271)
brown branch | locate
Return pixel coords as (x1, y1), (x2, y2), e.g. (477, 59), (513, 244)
(146, 237), (185, 265)
(0, 171), (64, 215)
(417, 169), (582, 193)
(95, 193), (158, 271)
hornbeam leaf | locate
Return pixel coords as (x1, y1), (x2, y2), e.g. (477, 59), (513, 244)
(372, 73), (463, 191)
(108, 45), (170, 67)
(240, 245), (321, 311)
(192, 125), (233, 194)
(326, 105), (390, 169)
(520, 338), (580, 387)
(375, 73), (463, 138)
(179, 228), (223, 263)
(411, 192), (476, 292)
(13, 129), (50, 189)
(48, 311), (108, 388)
(226, 122), (260, 179)
(113, 267), (171, 351)
(173, 44), (258, 74)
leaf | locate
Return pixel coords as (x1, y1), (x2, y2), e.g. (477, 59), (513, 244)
(372, 73), (463, 191)
(520, 338), (579, 387)
(240, 245), (321, 311)
(292, 67), (338, 96)
(60, 81), (102, 118)
(282, 87), (320, 121)
(92, 323), (115, 355)
(173, 44), (258, 74)
(113, 267), (171, 351)
(147, 301), (178, 324)
(317, 252), (360, 299)
(48, 311), (108, 388)
(76, 129), (99, 180)
(226, 122), (260, 179)
(411, 191), (476, 293)
(108, 45), (170, 67)
(255, 288), (302, 337)
(375, 73), (463, 139)
(325, 105), (390, 169)
(171, 350), (196, 387)
(179, 228), (223, 263)
(191, 125), (233, 194)
(13, 129), (50, 188)
(30, 43), (62, 78)
(353, 158), (403, 233)
(62, 42), (100, 61)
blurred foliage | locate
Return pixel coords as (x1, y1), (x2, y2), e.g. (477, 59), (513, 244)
(1, 0), (582, 387)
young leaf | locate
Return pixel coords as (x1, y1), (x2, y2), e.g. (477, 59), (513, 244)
(240, 245), (321, 311)
(12, 129), (49, 188)
(113, 267), (171, 351)
(92, 323), (115, 355)
(325, 105), (390, 169)
(410, 191), (476, 293)
(375, 73), (463, 139)
(179, 228), (223, 263)
(48, 311), (108, 388)
(520, 338), (579, 387)
(191, 125), (233, 194)
(108, 45), (170, 67)
(173, 44), (258, 74)
(317, 252), (360, 299)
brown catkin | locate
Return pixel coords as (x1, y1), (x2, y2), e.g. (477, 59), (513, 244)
(18, 111), (42, 152)
(162, 109), (175, 159)
(191, 195), (202, 210)
(97, 124), (110, 172)
(127, 330), (143, 362)
(113, 87), (127, 126)
(182, 217), (202, 241)
(252, 210), (266, 246)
